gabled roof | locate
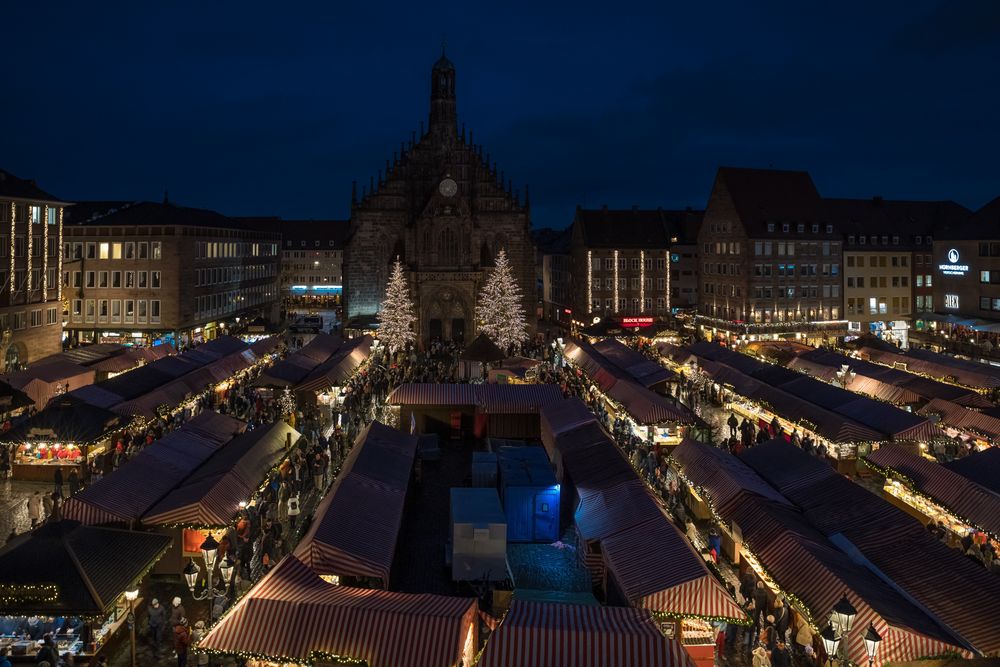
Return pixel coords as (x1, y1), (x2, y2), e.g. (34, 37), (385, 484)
(573, 207), (703, 247)
(239, 217), (351, 245)
(64, 200), (253, 231)
(460, 334), (505, 362)
(0, 396), (128, 445)
(0, 520), (171, 616)
(936, 195), (1000, 240)
(0, 169), (66, 203)
(713, 167), (825, 236)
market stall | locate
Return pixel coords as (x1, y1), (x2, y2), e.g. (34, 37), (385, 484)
(477, 600), (696, 667)
(141, 421), (301, 574)
(62, 411), (246, 527)
(0, 520), (171, 662)
(197, 555), (478, 667)
(294, 421), (417, 589)
(294, 335), (373, 413)
(5, 361), (95, 410)
(458, 334), (505, 381)
(255, 332), (343, 388)
(0, 396), (129, 482)
(0, 380), (33, 420)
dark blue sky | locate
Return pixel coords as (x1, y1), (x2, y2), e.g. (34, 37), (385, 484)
(5, 1), (999, 228)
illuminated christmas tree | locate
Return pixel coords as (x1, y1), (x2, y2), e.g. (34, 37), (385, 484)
(377, 258), (416, 353)
(476, 249), (527, 352)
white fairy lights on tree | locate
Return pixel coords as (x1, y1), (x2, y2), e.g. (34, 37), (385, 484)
(377, 258), (416, 353)
(476, 249), (527, 352)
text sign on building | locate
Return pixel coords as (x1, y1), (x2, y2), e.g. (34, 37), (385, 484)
(945, 294), (959, 309)
(939, 248), (969, 276)
(620, 317), (654, 327)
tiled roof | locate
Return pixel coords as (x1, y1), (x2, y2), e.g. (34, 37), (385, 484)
(936, 195), (1000, 240)
(64, 200), (255, 230)
(714, 167), (825, 235)
(574, 207), (702, 247)
(823, 198), (969, 245)
(0, 169), (65, 203)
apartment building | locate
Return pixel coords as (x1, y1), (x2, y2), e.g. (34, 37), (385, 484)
(933, 196), (1000, 323)
(63, 201), (280, 347)
(0, 169), (67, 370)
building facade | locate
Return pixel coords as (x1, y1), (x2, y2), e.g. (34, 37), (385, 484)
(569, 206), (702, 324)
(0, 170), (67, 371)
(697, 168), (844, 342)
(533, 228), (571, 325)
(242, 217), (349, 308)
(827, 198), (965, 347)
(933, 197), (1000, 323)
(343, 53), (536, 345)
(63, 201), (280, 347)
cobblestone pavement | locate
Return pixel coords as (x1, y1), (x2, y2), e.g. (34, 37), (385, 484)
(0, 477), (56, 541)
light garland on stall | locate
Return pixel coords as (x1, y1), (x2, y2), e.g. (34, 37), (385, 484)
(0, 583), (59, 605)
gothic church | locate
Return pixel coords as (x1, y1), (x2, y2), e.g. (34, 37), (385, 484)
(343, 52), (536, 344)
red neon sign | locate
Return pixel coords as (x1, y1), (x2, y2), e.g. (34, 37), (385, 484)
(620, 317), (654, 327)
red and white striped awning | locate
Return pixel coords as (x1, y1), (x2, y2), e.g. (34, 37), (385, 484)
(388, 383), (564, 415)
(574, 479), (664, 543)
(602, 518), (748, 623)
(199, 555), (477, 667)
(477, 600), (695, 667)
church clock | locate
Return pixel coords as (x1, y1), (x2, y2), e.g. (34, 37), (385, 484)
(439, 177), (457, 197)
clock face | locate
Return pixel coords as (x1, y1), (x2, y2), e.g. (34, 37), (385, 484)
(439, 178), (458, 197)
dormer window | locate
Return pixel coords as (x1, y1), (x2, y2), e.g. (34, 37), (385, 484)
(797, 223), (805, 233)
(926, 236), (933, 243)
(826, 224), (833, 233)
(782, 223), (790, 233)
(811, 224), (819, 233)
(881, 235), (888, 245)
(848, 235), (855, 244)
(767, 223), (775, 232)
(892, 235), (899, 245)
(915, 236), (922, 244)
(859, 236), (867, 245)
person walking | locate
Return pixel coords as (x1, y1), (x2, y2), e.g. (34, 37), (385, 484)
(191, 620), (209, 667)
(53, 466), (63, 498)
(27, 492), (42, 528)
(169, 597), (186, 628)
(173, 618), (191, 667)
(147, 598), (167, 657)
(727, 413), (739, 438)
(287, 492), (300, 532)
(67, 469), (80, 496)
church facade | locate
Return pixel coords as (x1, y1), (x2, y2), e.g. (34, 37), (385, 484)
(343, 53), (536, 345)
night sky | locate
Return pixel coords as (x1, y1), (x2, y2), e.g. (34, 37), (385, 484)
(5, 1), (999, 228)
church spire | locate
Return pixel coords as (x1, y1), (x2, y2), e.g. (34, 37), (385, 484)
(429, 46), (457, 142)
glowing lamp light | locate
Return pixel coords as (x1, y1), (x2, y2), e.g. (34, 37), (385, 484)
(219, 557), (235, 585)
(183, 559), (201, 591)
(124, 589), (139, 603)
(863, 624), (882, 665)
(820, 624), (841, 657)
(831, 594), (857, 634)
(200, 534), (219, 570)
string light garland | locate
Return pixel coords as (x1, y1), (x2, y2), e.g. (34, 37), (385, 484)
(0, 583), (59, 605)
(26, 208), (32, 293)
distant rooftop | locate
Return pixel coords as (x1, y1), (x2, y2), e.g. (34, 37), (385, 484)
(64, 200), (264, 231)
(238, 217), (350, 245)
(0, 168), (66, 203)
(574, 206), (702, 247)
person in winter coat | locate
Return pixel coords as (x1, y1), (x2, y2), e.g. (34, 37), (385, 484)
(773, 598), (790, 642)
(287, 493), (300, 531)
(173, 619), (191, 667)
(28, 492), (43, 527)
(147, 598), (167, 656)
(771, 641), (791, 667)
(191, 620), (210, 667)
(169, 597), (186, 627)
(752, 642), (771, 667)
(35, 634), (57, 665)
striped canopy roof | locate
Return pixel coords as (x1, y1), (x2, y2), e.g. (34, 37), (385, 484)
(141, 421), (300, 528)
(604, 379), (694, 425)
(295, 335), (372, 392)
(574, 478), (664, 543)
(477, 600), (694, 667)
(861, 345), (1000, 390)
(602, 517), (748, 623)
(592, 338), (674, 388)
(294, 421), (416, 584)
(539, 397), (599, 440)
(918, 397), (1000, 441)
(199, 555), (477, 667)
(62, 411), (245, 526)
(387, 383), (564, 414)
(866, 445), (1000, 540)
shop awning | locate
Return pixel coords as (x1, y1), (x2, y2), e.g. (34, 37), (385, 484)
(601, 518), (747, 623)
(0, 396), (129, 446)
(866, 446), (1000, 540)
(142, 421), (300, 528)
(62, 411), (245, 526)
(387, 383), (478, 407)
(475, 384), (564, 414)
(477, 600), (695, 667)
(604, 380), (694, 425)
(294, 421), (416, 584)
(6, 361), (96, 408)
(199, 555), (477, 667)
(295, 335), (373, 392)
(574, 479), (665, 543)
(0, 520), (171, 617)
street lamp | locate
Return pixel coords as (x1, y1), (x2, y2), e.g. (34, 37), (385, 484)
(183, 535), (234, 613)
(830, 594), (857, 666)
(124, 588), (139, 667)
(820, 624), (841, 667)
(863, 624), (882, 667)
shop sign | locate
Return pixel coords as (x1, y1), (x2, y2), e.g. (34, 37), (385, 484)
(620, 317), (654, 327)
(945, 294), (959, 309)
(939, 249), (969, 276)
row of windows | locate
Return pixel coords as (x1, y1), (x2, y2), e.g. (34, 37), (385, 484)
(704, 284), (741, 297)
(754, 241), (837, 257)
(915, 295), (933, 311)
(765, 223), (834, 234)
(3, 204), (59, 225)
(285, 240), (340, 249)
(0, 236), (59, 259)
(980, 271), (1000, 284)
(71, 299), (160, 324)
(285, 276), (342, 284)
(0, 268), (59, 293)
(194, 285), (276, 319)
(847, 296), (910, 315)
(979, 243), (1000, 257)
(705, 263), (740, 276)
(915, 274), (934, 287)
(846, 275), (910, 288)
(845, 255), (909, 268)
(593, 257), (668, 272)
(749, 306), (841, 321)
(66, 270), (161, 289)
(703, 242), (741, 256)
(196, 241), (277, 259)
(979, 297), (1000, 312)
(589, 297), (668, 313)
(283, 250), (341, 259)
(195, 264), (275, 286)
(0, 307), (58, 331)
(753, 263), (840, 278)
(847, 234), (931, 246)
(65, 241), (162, 261)
(591, 277), (668, 291)
(753, 285), (840, 299)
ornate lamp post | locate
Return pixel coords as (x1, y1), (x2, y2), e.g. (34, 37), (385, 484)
(183, 535), (234, 610)
(124, 588), (139, 667)
(820, 624), (841, 667)
(863, 624), (882, 667)
(830, 594), (857, 666)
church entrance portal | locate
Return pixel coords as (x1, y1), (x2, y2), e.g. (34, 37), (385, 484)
(429, 319), (443, 341)
(451, 318), (465, 344)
